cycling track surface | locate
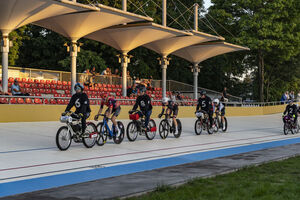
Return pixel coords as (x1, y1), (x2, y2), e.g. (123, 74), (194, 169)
(0, 113), (300, 199)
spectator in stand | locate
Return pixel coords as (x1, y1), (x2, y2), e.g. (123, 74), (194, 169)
(101, 67), (110, 76)
(132, 83), (138, 96)
(127, 71), (131, 79)
(114, 69), (120, 76)
(176, 92), (183, 101)
(281, 91), (289, 104)
(11, 79), (29, 96)
(290, 91), (295, 101)
(90, 66), (98, 87)
(221, 87), (228, 102)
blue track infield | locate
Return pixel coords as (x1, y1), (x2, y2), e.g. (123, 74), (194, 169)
(1, 137), (300, 198)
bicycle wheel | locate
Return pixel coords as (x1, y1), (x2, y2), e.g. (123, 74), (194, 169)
(96, 122), (107, 146)
(213, 118), (219, 133)
(82, 122), (96, 148)
(207, 121), (214, 135)
(194, 119), (202, 135)
(173, 119), (182, 138)
(292, 122), (299, 134)
(146, 119), (156, 140)
(56, 126), (72, 151)
(283, 123), (289, 135)
(221, 117), (228, 132)
(159, 119), (169, 139)
(127, 121), (138, 141)
(113, 121), (125, 144)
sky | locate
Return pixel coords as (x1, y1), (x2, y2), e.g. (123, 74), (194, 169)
(203, 0), (212, 9)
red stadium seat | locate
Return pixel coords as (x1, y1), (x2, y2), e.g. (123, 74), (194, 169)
(25, 98), (32, 104)
(40, 80), (45, 84)
(44, 84), (51, 89)
(66, 94), (71, 97)
(22, 78), (27, 83)
(10, 98), (17, 104)
(68, 81), (71, 86)
(57, 85), (63, 90)
(34, 79), (40, 84)
(38, 84), (44, 89)
(40, 89), (46, 93)
(51, 89), (57, 94)
(45, 89), (51, 94)
(28, 79), (34, 84)
(62, 81), (67, 86)
(43, 99), (50, 104)
(46, 80), (51, 85)
(50, 99), (57, 104)
(35, 93), (42, 97)
(57, 81), (62, 85)
(61, 94), (66, 97)
(0, 98), (9, 104)
(51, 85), (56, 89)
(8, 77), (14, 82)
(34, 98), (42, 104)
(54, 94), (60, 97)
(62, 85), (68, 90)
(51, 80), (57, 85)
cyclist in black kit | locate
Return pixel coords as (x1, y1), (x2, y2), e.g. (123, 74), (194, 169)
(196, 90), (213, 127)
(63, 83), (91, 135)
(283, 100), (298, 125)
(129, 87), (152, 130)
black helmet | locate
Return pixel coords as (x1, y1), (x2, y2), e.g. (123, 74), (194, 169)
(200, 90), (206, 95)
(140, 86), (147, 93)
(74, 83), (84, 91)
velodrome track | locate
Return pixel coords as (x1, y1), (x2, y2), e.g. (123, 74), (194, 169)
(1, 113), (300, 198)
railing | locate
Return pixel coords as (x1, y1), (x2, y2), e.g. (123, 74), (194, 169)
(0, 95), (292, 107)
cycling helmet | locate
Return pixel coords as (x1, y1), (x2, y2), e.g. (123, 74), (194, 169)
(213, 99), (220, 105)
(287, 99), (293, 104)
(140, 86), (147, 93)
(200, 90), (206, 96)
(74, 83), (84, 91)
(162, 97), (170, 104)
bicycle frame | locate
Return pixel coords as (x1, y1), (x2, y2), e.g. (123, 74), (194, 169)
(101, 116), (114, 137)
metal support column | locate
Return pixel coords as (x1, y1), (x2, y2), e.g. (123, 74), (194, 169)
(160, 56), (169, 99)
(162, 0), (167, 26)
(194, 3), (199, 31)
(1, 34), (9, 93)
(122, 0), (127, 11)
(193, 64), (200, 99)
(119, 53), (131, 97)
(70, 41), (78, 94)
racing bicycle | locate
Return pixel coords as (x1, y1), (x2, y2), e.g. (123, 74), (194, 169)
(158, 113), (182, 139)
(194, 111), (213, 135)
(283, 115), (299, 135)
(212, 111), (228, 133)
(126, 110), (157, 141)
(56, 111), (97, 151)
(95, 114), (125, 145)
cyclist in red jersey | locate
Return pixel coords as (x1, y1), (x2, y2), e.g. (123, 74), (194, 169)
(94, 95), (121, 134)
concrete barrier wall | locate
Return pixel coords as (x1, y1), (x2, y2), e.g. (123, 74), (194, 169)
(0, 104), (286, 123)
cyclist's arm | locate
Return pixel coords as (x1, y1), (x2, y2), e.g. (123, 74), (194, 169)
(65, 95), (75, 112)
(283, 106), (288, 115)
(132, 97), (139, 111)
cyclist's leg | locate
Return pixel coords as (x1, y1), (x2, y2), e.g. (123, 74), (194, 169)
(145, 110), (152, 128)
(81, 113), (89, 135)
(112, 107), (121, 132)
(173, 105), (178, 127)
(221, 108), (225, 124)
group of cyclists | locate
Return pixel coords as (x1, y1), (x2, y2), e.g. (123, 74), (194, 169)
(62, 82), (227, 138)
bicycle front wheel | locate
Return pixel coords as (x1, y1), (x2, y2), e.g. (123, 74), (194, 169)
(283, 123), (289, 135)
(173, 119), (182, 138)
(127, 121), (138, 141)
(194, 119), (202, 135)
(82, 122), (97, 148)
(113, 121), (125, 144)
(146, 119), (156, 140)
(221, 117), (228, 132)
(159, 119), (169, 139)
(96, 122), (108, 146)
(56, 126), (72, 151)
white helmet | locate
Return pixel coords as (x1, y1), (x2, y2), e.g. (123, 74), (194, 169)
(162, 97), (169, 104)
(213, 99), (220, 105)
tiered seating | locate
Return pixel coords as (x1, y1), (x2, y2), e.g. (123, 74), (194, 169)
(1, 77), (195, 105)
